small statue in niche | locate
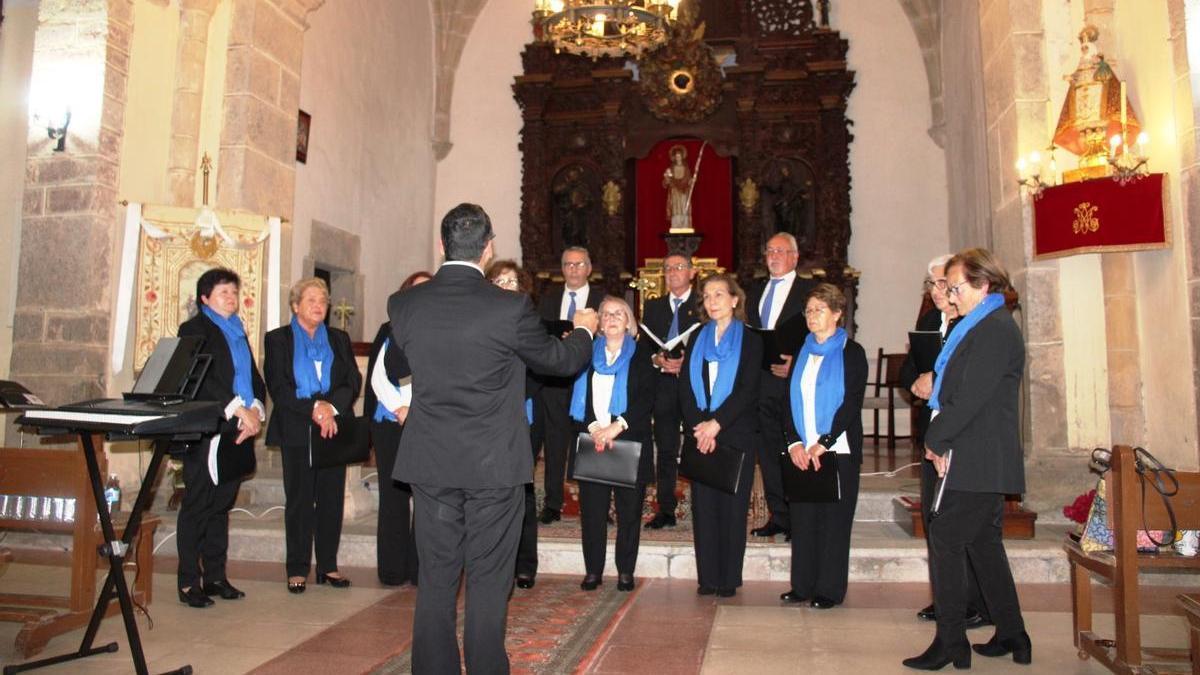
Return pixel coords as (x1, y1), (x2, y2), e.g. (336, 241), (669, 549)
(663, 144), (701, 233)
(762, 162), (813, 247)
(552, 165), (595, 248)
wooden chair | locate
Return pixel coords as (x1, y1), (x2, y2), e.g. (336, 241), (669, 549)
(861, 348), (912, 455)
(1065, 445), (1200, 674)
(0, 437), (160, 658)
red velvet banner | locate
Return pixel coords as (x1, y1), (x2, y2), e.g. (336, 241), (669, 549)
(635, 138), (733, 267)
(1033, 173), (1169, 260)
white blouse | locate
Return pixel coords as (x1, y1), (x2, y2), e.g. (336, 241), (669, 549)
(588, 344), (628, 430)
(798, 352), (850, 454)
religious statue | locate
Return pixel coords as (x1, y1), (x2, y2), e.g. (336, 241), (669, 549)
(663, 144), (699, 233)
(1052, 24), (1140, 180)
(552, 165), (595, 248)
(762, 161), (814, 246)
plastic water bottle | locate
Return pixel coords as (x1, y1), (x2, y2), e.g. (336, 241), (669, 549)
(104, 474), (121, 513)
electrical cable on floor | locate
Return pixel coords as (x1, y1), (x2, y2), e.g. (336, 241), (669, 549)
(230, 505), (285, 519)
(859, 462), (920, 477)
(152, 530), (176, 555)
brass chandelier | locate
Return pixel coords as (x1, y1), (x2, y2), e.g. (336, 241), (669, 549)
(532, 0), (679, 60)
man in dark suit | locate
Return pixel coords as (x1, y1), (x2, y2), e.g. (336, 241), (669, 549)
(535, 246), (603, 523)
(746, 232), (815, 538)
(388, 204), (597, 675)
(641, 253), (697, 529)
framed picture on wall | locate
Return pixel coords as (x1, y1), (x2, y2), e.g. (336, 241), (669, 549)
(296, 109), (311, 164)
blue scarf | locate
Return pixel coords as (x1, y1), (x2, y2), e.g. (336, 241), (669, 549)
(373, 338), (404, 422)
(570, 334), (636, 422)
(688, 319), (744, 411)
(290, 315), (333, 399)
(525, 399), (534, 426)
(202, 306), (256, 406)
(789, 328), (848, 446)
(929, 292), (1006, 411)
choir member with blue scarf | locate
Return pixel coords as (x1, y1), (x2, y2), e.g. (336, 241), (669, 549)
(175, 268), (267, 608)
(365, 271), (430, 587)
(779, 283), (867, 610)
(568, 297), (655, 592)
(265, 278), (362, 594)
(679, 274), (762, 598)
(904, 249), (1030, 671)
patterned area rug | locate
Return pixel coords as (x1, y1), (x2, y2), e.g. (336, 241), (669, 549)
(371, 577), (635, 675)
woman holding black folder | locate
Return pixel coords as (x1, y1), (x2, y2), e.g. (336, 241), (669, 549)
(569, 296), (655, 592)
(680, 274), (762, 598)
(265, 277), (362, 594)
(779, 283), (867, 609)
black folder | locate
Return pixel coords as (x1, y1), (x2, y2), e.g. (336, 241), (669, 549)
(780, 450), (840, 503)
(908, 330), (942, 373)
(570, 432), (642, 489)
(748, 313), (808, 368)
(543, 319), (574, 338)
(311, 415), (370, 469)
(679, 439), (746, 494)
(213, 432), (256, 484)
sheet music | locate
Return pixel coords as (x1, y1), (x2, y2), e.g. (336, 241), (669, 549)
(931, 449), (952, 516)
(638, 322), (699, 352)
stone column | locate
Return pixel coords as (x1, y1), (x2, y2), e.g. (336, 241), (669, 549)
(166, 0), (220, 206)
(216, 0), (323, 221)
(10, 0), (134, 408)
(431, 0), (490, 160)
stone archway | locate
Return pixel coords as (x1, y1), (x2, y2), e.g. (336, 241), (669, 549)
(895, 0), (944, 146)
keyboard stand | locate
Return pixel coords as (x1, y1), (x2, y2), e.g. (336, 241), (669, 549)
(3, 433), (191, 675)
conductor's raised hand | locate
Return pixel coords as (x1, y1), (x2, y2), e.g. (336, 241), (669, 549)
(573, 307), (599, 335)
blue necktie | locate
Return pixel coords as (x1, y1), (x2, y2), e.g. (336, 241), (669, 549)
(567, 290), (577, 321)
(760, 278), (782, 328)
(667, 297), (683, 340)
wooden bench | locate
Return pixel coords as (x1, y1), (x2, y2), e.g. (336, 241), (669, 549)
(1065, 445), (1200, 674)
(0, 437), (160, 658)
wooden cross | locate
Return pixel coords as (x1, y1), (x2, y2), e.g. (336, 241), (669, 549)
(332, 298), (355, 331)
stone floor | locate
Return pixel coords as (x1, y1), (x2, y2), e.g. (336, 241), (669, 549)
(0, 559), (1194, 674)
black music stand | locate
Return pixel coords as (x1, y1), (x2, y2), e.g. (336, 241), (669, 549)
(4, 425), (209, 675)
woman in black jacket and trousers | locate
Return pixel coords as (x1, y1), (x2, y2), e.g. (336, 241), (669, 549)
(904, 248), (1030, 671)
(569, 296), (656, 592)
(680, 274), (762, 598)
(780, 283), (867, 609)
(264, 277), (362, 593)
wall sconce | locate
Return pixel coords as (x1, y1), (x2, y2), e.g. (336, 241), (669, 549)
(45, 109), (71, 152)
(1015, 146), (1057, 199)
(1107, 131), (1150, 186)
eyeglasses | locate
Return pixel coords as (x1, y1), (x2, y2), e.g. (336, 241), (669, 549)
(664, 263), (691, 272)
(562, 261), (589, 269)
(493, 277), (518, 288)
(600, 311), (626, 320)
(765, 247), (797, 256)
(804, 307), (828, 317)
(948, 281), (970, 297)
(924, 279), (948, 291)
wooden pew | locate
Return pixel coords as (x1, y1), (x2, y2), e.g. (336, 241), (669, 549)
(1065, 445), (1200, 674)
(0, 438), (160, 658)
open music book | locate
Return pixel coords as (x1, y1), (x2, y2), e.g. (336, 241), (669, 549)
(638, 321), (700, 357)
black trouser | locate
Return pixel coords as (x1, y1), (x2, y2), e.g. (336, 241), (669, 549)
(788, 458), (860, 603)
(372, 420), (419, 584)
(516, 413), (543, 578)
(756, 375), (791, 528)
(579, 481), (646, 576)
(920, 459), (988, 619)
(539, 384), (572, 512)
(651, 375), (683, 515)
(691, 449), (755, 590)
(281, 443), (346, 578)
(929, 490), (1026, 645)
(176, 444), (241, 589)
(411, 484), (523, 675)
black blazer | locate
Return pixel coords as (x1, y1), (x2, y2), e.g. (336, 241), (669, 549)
(364, 321), (410, 419)
(388, 264), (593, 488)
(570, 338), (656, 483)
(536, 283), (604, 387)
(900, 307), (944, 392)
(642, 290), (699, 346)
(178, 312), (267, 419)
(781, 339), (868, 465)
(679, 325), (763, 452)
(746, 276), (817, 332)
(925, 308), (1025, 494)
(263, 323), (362, 448)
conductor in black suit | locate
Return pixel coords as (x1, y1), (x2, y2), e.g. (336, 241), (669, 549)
(388, 203), (598, 674)
(175, 267), (266, 607)
(747, 232), (816, 538)
(641, 253), (698, 529)
(904, 248), (1029, 671)
(535, 246), (603, 524)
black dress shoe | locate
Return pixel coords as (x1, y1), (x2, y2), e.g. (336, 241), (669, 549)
(515, 575), (536, 589)
(202, 579), (245, 599)
(178, 586), (215, 608)
(902, 637), (972, 670)
(972, 631), (1031, 664)
(617, 574), (635, 592)
(645, 512), (677, 529)
(697, 585), (716, 596)
(715, 587), (736, 598)
(316, 572), (352, 588)
(780, 590), (808, 604)
(750, 521), (788, 538)
(810, 595), (839, 609)
(580, 574), (602, 591)
(538, 507), (561, 524)
(917, 603), (937, 621)
(287, 579), (306, 593)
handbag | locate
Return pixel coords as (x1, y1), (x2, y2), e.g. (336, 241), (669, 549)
(310, 415), (370, 469)
(1080, 446), (1177, 552)
(570, 432), (642, 489)
(678, 438), (746, 494)
(1079, 478), (1166, 553)
(779, 450), (839, 503)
